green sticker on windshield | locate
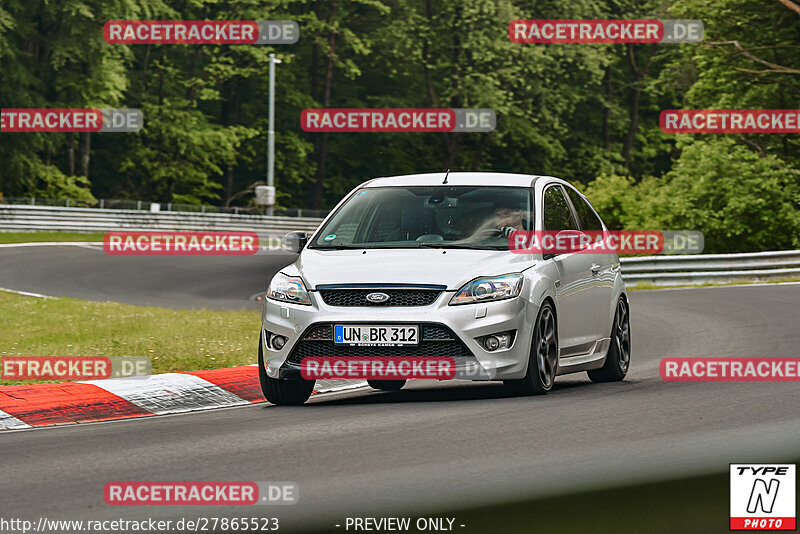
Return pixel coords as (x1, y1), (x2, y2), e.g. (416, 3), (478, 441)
(324, 234), (336, 241)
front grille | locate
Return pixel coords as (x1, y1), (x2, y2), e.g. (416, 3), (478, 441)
(303, 325), (332, 340)
(286, 323), (473, 365)
(318, 288), (442, 307)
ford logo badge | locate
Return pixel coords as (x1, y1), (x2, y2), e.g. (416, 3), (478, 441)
(365, 292), (390, 303)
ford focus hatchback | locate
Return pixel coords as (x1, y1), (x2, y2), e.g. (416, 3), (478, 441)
(259, 172), (630, 405)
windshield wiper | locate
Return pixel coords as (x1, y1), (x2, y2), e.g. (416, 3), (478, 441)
(417, 243), (506, 250)
(307, 244), (365, 250)
(309, 243), (506, 251)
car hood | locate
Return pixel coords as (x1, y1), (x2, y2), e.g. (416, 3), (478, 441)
(286, 248), (536, 289)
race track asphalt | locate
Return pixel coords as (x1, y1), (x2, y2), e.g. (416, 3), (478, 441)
(1, 244), (799, 533)
(0, 244), (296, 309)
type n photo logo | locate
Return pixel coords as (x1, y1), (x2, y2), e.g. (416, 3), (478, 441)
(730, 464), (796, 530)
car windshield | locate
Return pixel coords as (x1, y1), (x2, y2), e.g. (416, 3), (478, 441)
(309, 186), (533, 250)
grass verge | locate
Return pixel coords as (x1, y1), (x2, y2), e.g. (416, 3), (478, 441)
(0, 290), (260, 385)
(0, 231), (106, 244)
(627, 276), (800, 291)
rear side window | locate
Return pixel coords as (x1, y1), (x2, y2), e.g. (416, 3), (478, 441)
(565, 187), (604, 231)
(543, 186), (578, 231)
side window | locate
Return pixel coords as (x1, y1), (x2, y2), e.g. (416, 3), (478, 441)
(543, 186), (578, 231)
(565, 187), (604, 231)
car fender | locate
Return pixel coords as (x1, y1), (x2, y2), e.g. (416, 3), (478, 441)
(597, 265), (629, 363)
(607, 264), (627, 332)
(520, 263), (558, 371)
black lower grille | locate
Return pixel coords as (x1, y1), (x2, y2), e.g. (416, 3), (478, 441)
(318, 289), (442, 307)
(286, 323), (473, 365)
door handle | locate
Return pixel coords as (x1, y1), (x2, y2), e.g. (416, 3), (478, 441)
(591, 263), (601, 274)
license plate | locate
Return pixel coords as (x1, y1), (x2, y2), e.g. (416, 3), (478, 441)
(334, 325), (419, 346)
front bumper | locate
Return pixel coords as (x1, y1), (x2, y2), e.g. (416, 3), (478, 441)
(261, 289), (537, 381)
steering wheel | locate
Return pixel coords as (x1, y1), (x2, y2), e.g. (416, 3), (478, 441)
(476, 228), (504, 237)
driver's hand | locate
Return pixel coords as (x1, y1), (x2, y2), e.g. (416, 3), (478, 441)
(500, 226), (517, 237)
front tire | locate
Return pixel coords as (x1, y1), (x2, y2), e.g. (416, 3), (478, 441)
(505, 300), (558, 395)
(259, 339), (315, 405)
(368, 380), (406, 391)
(588, 296), (630, 383)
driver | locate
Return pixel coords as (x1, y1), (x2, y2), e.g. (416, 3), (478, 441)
(495, 207), (526, 237)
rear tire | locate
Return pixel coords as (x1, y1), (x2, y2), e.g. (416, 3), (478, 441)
(368, 380), (406, 391)
(588, 296), (630, 383)
(505, 300), (558, 396)
(259, 339), (314, 405)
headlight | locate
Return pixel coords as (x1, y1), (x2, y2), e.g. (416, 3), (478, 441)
(267, 273), (312, 305)
(449, 274), (524, 305)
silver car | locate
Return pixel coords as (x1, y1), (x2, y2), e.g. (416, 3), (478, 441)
(259, 172), (630, 405)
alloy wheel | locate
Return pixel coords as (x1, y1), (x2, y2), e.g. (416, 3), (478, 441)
(536, 306), (558, 389)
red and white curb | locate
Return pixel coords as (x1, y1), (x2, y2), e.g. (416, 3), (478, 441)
(0, 365), (367, 431)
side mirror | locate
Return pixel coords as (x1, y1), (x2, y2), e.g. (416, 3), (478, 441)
(544, 230), (590, 260)
(282, 231), (308, 253)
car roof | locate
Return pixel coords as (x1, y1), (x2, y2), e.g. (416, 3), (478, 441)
(362, 172), (552, 188)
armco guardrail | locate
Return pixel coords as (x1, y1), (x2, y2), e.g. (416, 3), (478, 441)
(1, 196), (330, 218)
(1, 206), (797, 286)
(620, 250), (800, 285)
(0, 204), (323, 235)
